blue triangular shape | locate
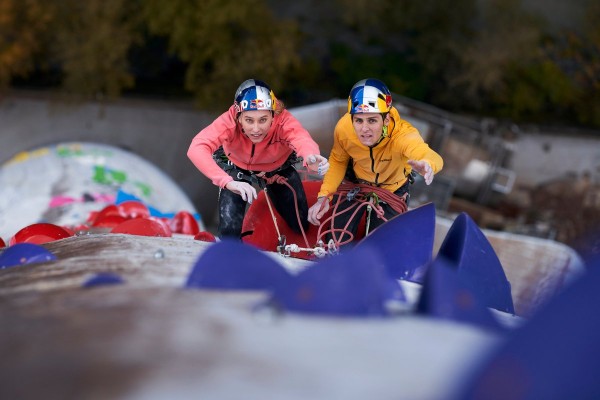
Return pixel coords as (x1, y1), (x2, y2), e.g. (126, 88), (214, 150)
(453, 253), (600, 399)
(268, 246), (405, 317)
(416, 255), (504, 332)
(355, 202), (436, 282)
(0, 243), (57, 269)
(438, 213), (515, 314)
(185, 240), (293, 290)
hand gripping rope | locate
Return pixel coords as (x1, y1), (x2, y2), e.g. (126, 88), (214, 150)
(315, 182), (408, 250)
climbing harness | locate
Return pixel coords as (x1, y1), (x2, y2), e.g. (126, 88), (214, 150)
(214, 147), (336, 259)
(213, 146), (301, 189)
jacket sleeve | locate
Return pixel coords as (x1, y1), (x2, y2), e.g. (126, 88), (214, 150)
(317, 119), (350, 198)
(396, 118), (444, 174)
(187, 109), (236, 188)
(278, 110), (321, 165)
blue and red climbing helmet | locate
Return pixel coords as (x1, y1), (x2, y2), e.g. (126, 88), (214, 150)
(234, 79), (277, 113)
(348, 78), (392, 115)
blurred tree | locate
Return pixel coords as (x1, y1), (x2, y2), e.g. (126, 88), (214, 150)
(49, 0), (140, 99)
(385, 0), (479, 104)
(448, 0), (547, 114)
(544, 0), (600, 126)
(325, 0), (478, 101)
(140, 0), (301, 109)
(1, 0), (598, 128)
(451, 0), (599, 126)
(0, 0), (52, 89)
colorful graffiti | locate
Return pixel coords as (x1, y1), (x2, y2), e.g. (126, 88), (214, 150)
(0, 142), (200, 240)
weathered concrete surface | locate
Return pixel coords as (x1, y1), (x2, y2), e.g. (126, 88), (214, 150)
(0, 234), (500, 400)
(0, 234), (310, 294)
(0, 285), (500, 400)
(0, 234), (203, 294)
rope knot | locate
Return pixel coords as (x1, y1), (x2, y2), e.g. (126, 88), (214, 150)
(264, 174), (287, 185)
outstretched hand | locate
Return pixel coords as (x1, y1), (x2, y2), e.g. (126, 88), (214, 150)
(408, 160), (434, 185)
(307, 155), (330, 176)
(225, 181), (257, 204)
(308, 196), (330, 225)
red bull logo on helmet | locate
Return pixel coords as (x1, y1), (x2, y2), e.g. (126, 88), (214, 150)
(355, 104), (371, 113)
(236, 83), (275, 112)
(239, 97), (272, 111)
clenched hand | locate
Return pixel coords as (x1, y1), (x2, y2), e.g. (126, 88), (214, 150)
(308, 196), (330, 225)
(307, 155), (330, 176)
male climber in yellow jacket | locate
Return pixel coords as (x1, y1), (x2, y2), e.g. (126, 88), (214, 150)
(307, 78), (443, 245)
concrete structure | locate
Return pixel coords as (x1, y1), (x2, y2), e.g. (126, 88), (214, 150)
(0, 142), (201, 241)
(1, 91), (220, 227)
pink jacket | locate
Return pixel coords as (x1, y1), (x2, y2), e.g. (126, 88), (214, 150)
(188, 105), (320, 188)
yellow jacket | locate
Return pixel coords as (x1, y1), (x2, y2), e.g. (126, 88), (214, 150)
(318, 106), (443, 198)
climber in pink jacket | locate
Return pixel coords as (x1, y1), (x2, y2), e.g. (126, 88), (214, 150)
(188, 79), (329, 239)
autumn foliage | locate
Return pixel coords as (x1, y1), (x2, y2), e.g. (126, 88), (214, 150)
(0, 0), (598, 127)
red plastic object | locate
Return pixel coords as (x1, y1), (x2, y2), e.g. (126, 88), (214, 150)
(170, 211), (200, 235)
(86, 210), (99, 224)
(90, 204), (124, 226)
(0, 237), (5, 248)
(148, 217), (173, 236)
(67, 224), (91, 233)
(118, 200), (150, 219)
(91, 214), (128, 228)
(194, 231), (216, 242)
(61, 226), (76, 236)
(111, 217), (172, 237)
(241, 180), (366, 260)
(9, 223), (73, 245)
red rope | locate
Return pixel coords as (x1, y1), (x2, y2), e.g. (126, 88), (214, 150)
(317, 182), (408, 248)
(263, 174), (311, 248)
(261, 176), (408, 253)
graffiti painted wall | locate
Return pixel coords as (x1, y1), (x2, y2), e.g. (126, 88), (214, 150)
(0, 142), (201, 241)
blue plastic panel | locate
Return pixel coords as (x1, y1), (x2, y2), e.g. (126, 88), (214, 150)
(0, 243), (56, 269)
(185, 240), (293, 290)
(355, 202), (436, 282)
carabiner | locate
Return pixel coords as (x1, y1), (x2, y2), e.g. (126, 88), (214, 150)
(347, 187), (360, 202)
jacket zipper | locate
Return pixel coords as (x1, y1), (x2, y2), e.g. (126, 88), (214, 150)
(369, 147), (380, 185)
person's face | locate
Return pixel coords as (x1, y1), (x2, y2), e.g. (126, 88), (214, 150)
(352, 112), (389, 147)
(239, 110), (273, 143)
